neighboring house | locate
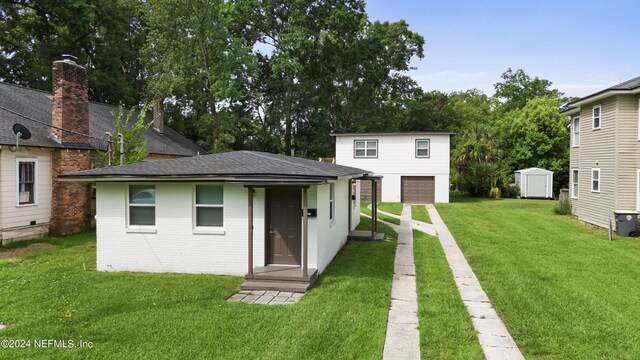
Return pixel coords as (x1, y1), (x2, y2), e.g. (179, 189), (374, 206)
(562, 76), (640, 229)
(61, 151), (368, 292)
(333, 132), (452, 203)
(0, 57), (203, 244)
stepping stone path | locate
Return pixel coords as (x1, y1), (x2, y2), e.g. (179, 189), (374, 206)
(427, 204), (524, 360)
(228, 290), (303, 305)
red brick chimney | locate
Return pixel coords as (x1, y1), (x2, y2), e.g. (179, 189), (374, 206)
(153, 99), (164, 134)
(51, 55), (90, 144)
(49, 55), (92, 236)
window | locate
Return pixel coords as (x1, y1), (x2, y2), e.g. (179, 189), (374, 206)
(17, 160), (36, 205)
(571, 169), (579, 199)
(591, 168), (600, 192)
(572, 117), (580, 147)
(129, 185), (156, 226)
(329, 183), (335, 221)
(592, 105), (601, 130)
(195, 185), (223, 227)
(416, 139), (430, 157)
(354, 140), (377, 158)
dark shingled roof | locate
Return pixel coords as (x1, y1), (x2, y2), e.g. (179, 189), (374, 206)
(61, 151), (370, 182)
(0, 82), (204, 156)
(566, 75), (640, 108)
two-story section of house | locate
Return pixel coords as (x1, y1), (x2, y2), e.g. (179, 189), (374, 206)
(333, 132), (452, 203)
(562, 76), (640, 229)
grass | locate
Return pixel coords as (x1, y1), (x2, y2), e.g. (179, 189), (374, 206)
(360, 201), (401, 225)
(377, 202), (403, 216)
(413, 230), (484, 359)
(411, 205), (431, 224)
(436, 196), (640, 359)
(0, 226), (397, 359)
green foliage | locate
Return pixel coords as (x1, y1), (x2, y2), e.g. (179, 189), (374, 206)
(96, 101), (153, 167)
(459, 161), (501, 197)
(488, 187), (501, 199)
(554, 198), (572, 215)
(494, 68), (564, 113)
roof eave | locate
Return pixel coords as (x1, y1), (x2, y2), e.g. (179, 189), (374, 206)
(567, 88), (640, 109)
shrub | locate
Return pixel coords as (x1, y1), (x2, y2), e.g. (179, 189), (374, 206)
(488, 187), (501, 199)
(502, 183), (520, 198)
(459, 162), (500, 197)
(554, 198), (572, 215)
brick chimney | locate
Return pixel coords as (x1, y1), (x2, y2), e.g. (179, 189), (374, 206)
(153, 99), (164, 134)
(51, 55), (90, 144)
(49, 55), (92, 236)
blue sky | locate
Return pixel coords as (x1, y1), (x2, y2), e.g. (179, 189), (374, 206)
(365, 0), (639, 98)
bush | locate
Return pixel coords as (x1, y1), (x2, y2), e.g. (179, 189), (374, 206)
(459, 162), (500, 197)
(554, 199), (572, 215)
(502, 183), (520, 198)
(489, 187), (501, 199)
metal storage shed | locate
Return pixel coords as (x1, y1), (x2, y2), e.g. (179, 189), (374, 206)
(514, 167), (554, 199)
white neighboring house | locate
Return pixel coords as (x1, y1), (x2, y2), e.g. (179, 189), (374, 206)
(333, 132), (452, 203)
(62, 151), (367, 292)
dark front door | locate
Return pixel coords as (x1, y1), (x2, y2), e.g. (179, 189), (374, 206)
(267, 189), (302, 265)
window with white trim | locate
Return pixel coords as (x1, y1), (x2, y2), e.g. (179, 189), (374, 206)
(571, 169), (579, 199)
(195, 185), (224, 227)
(17, 160), (36, 205)
(592, 105), (601, 130)
(354, 140), (377, 158)
(129, 185), (156, 226)
(416, 139), (430, 157)
(572, 117), (580, 147)
(329, 183), (335, 220)
(591, 168), (600, 192)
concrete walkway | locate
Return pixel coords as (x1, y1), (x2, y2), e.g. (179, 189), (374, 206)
(383, 203), (420, 360)
(426, 204), (524, 360)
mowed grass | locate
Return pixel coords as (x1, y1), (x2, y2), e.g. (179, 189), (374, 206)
(361, 201), (401, 225)
(377, 202), (403, 216)
(436, 196), (640, 359)
(413, 230), (484, 359)
(0, 228), (397, 359)
(411, 205), (431, 224)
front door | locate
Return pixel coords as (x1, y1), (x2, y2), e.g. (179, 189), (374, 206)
(267, 189), (301, 265)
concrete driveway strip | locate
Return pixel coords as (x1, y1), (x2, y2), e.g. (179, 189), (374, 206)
(426, 204), (525, 360)
(383, 204), (420, 360)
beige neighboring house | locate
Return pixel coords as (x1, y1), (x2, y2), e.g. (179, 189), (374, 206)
(0, 56), (203, 244)
(562, 76), (640, 229)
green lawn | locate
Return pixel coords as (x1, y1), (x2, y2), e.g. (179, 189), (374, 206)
(436, 196), (640, 359)
(411, 205), (431, 224)
(360, 201), (401, 225)
(413, 230), (483, 359)
(0, 227), (397, 359)
(377, 202), (403, 216)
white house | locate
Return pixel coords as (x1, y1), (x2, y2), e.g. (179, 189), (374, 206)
(333, 132), (452, 203)
(62, 151), (368, 292)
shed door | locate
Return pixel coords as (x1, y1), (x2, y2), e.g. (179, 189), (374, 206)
(526, 174), (547, 198)
(401, 176), (435, 204)
(360, 179), (382, 202)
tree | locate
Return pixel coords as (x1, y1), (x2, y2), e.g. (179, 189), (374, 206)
(493, 68), (563, 113)
(0, 0), (147, 107)
(96, 101), (153, 167)
(502, 97), (569, 193)
(144, 0), (254, 153)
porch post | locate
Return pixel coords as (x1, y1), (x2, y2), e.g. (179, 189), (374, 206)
(302, 187), (309, 278)
(247, 186), (254, 276)
(348, 180), (352, 231)
(372, 179), (377, 238)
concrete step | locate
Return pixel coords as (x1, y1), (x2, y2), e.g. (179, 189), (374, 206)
(241, 280), (313, 293)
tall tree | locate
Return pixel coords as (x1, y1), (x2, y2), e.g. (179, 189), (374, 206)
(493, 68), (563, 113)
(0, 0), (147, 106)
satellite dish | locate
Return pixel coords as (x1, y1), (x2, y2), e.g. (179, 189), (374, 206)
(13, 123), (31, 140)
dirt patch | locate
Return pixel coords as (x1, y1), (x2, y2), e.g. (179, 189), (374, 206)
(0, 243), (57, 260)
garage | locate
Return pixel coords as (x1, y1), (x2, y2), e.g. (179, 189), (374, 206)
(360, 179), (382, 202)
(401, 176), (435, 203)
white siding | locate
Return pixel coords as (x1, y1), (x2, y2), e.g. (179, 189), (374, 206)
(97, 182), (266, 275)
(96, 179), (354, 276)
(0, 147), (53, 241)
(335, 134), (450, 203)
(350, 180), (361, 231)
